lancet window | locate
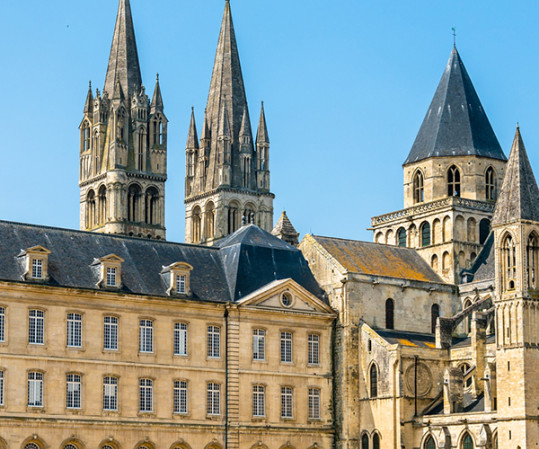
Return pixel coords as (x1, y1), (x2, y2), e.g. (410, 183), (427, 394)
(413, 170), (424, 203)
(447, 165), (461, 197)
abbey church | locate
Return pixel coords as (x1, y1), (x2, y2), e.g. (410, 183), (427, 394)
(0, 1), (537, 449)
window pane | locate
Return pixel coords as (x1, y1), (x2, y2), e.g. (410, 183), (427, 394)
(139, 320), (153, 353)
(281, 332), (292, 363)
(66, 374), (81, 408)
(0, 371), (3, 405)
(67, 313), (82, 348)
(207, 383), (220, 415)
(29, 310), (44, 344)
(104, 316), (118, 350)
(308, 334), (319, 365)
(28, 372), (43, 407)
(139, 379), (153, 412)
(252, 385), (265, 417)
(308, 388), (320, 419)
(281, 387), (293, 418)
(103, 376), (118, 411)
(207, 326), (220, 358)
(0, 307), (4, 342)
(253, 329), (265, 361)
(174, 323), (188, 356)
(174, 380), (188, 414)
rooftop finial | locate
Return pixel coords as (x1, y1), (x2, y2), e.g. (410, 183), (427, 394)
(156, 73), (159, 82)
(452, 27), (457, 47)
(517, 121), (520, 130)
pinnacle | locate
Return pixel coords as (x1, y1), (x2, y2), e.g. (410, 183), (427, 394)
(151, 74), (163, 113)
(186, 108), (199, 149)
(256, 102), (269, 144)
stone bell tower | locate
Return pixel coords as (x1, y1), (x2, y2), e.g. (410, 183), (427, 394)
(79, 0), (167, 239)
(184, 1), (274, 245)
(491, 127), (539, 448)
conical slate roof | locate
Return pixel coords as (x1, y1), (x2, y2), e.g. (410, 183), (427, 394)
(104, 0), (142, 100)
(404, 47), (506, 165)
(492, 127), (539, 226)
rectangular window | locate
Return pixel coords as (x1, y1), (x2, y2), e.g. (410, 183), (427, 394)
(139, 378), (153, 412)
(67, 313), (82, 348)
(28, 372), (43, 407)
(139, 320), (153, 353)
(176, 275), (186, 294)
(174, 380), (188, 414)
(0, 371), (3, 405)
(103, 376), (118, 411)
(174, 322), (188, 356)
(308, 388), (321, 419)
(29, 310), (44, 344)
(308, 334), (320, 365)
(32, 259), (43, 279)
(106, 267), (117, 287)
(253, 329), (265, 361)
(252, 385), (265, 417)
(281, 332), (292, 363)
(207, 326), (220, 358)
(281, 386), (293, 418)
(207, 382), (220, 415)
(66, 374), (81, 409)
(0, 307), (4, 342)
(104, 316), (118, 350)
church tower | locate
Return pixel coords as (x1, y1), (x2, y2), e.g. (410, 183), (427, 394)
(371, 46), (507, 282)
(79, 0), (167, 239)
(491, 127), (539, 448)
(184, 1), (274, 245)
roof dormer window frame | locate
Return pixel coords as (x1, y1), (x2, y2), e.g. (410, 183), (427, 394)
(92, 254), (125, 290)
(162, 262), (193, 297)
(19, 246), (51, 282)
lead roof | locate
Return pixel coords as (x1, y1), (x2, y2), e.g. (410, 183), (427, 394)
(0, 221), (324, 303)
(404, 47), (506, 165)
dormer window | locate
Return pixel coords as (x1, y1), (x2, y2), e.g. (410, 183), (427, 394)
(92, 254), (124, 289)
(19, 246), (51, 281)
(162, 262), (193, 296)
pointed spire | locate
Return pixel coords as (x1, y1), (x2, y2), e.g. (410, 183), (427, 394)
(404, 46), (506, 165)
(84, 81), (94, 114)
(186, 107), (199, 150)
(239, 106), (251, 137)
(201, 112), (211, 143)
(219, 102), (231, 138)
(150, 73), (163, 114)
(112, 77), (125, 101)
(271, 211), (300, 246)
(492, 126), (539, 226)
(204, 0), (250, 142)
(104, 0), (142, 100)
(256, 102), (269, 144)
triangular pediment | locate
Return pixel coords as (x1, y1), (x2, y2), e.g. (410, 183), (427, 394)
(24, 245), (51, 256)
(238, 278), (334, 315)
(99, 254), (125, 264)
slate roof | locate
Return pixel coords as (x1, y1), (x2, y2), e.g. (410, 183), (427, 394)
(492, 127), (539, 226)
(461, 232), (495, 283)
(310, 236), (443, 283)
(0, 221), (324, 302)
(404, 46), (506, 165)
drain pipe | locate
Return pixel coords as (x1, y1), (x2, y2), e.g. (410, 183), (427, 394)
(414, 355), (418, 417)
(224, 307), (229, 449)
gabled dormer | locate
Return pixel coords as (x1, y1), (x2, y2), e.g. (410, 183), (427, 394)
(92, 254), (125, 289)
(19, 245), (51, 281)
(161, 262), (193, 296)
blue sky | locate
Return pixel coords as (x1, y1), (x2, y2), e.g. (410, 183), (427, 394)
(1, 0), (539, 243)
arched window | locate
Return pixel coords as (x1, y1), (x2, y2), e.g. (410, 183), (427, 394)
(442, 252), (450, 271)
(421, 222), (431, 247)
(397, 228), (407, 247)
(145, 187), (159, 225)
(153, 118), (164, 146)
(485, 167), (496, 200)
(467, 218), (477, 243)
(479, 219), (491, 244)
(527, 233), (539, 289)
(98, 185), (107, 225)
(385, 298), (394, 329)
(228, 202), (240, 233)
(459, 362), (473, 389)
(370, 363), (378, 398)
(424, 436), (436, 449)
(128, 184), (141, 222)
(192, 206), (202, 243)
(464, 299), (472, 333)
(25, 444), (40, 449)
(86, 190), (96, 228)
(372, 433), (380, 449)
(432, 218), (440, 244)
(138, 128), (146, 170)
(414, 171), (424, 203)
(244, 204), (255, 226)
(503, 234), (516, 291)
(117, 109), (125, 141)
(64, 445), (78, 449)
(431, 254), (439, 271)
(82, 122), (91, 152)
(93, 131), (99, 174)
(448, 165), (461, 197)
(462, 432), (474, 449)
(431, 304), (440, 334)
(205, 202), (215, 240)
(361, 434), (369, 449)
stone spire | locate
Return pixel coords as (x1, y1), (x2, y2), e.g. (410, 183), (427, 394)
(492, 126), (539, 226)
(104, 0), (142, 100)
(404, 46), (506, 165)
(204, 0), (250, 146)
(83, 82), (93, 114)
(150, 74), (163, 114)
(186, 108), (199, 150)
(272, 211), (300, 247)
(239, 106), (251, 138)
(256, 101), (269, 144)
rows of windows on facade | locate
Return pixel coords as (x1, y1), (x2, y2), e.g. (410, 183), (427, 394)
(0, 307), (321, 420)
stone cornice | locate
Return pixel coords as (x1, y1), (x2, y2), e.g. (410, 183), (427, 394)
(185, 188), (275, 204)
